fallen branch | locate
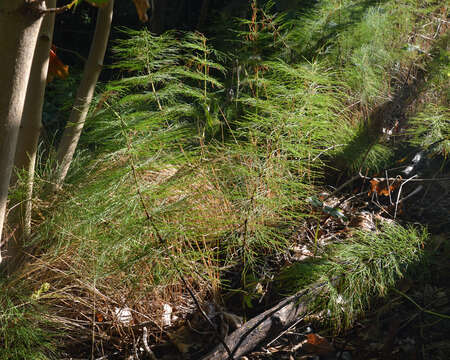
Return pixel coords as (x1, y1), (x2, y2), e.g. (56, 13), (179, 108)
(200, 287), (317, 360)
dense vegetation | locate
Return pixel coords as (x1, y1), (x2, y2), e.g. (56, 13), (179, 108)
(1, 0), (448, 359)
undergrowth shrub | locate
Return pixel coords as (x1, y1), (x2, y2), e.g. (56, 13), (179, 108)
(407, 33), (449, 155)
(322, 223), (428, 330)
(408, 104), (450, 154)
(83, 29), (226, 155)
(329, 2), (414, 172)
(271, 222), (428, 331)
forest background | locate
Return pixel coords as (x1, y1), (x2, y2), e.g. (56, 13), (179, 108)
(0, 0), (448, 359)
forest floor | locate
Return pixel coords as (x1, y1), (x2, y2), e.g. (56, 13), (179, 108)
(153, 144), (450, 360)
(243, 184), (450, 360)
(116, 146), (449, 360)
(241, 37), (450, 360)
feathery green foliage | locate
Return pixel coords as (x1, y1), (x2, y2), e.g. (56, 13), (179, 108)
(40, 0), (439, 317)
(321, 223), (428, 330)
(83, 29), (226, 155)
(0, 282), (56, 360)
(408, 104), (450, 154)
(407, 33), (449, 155)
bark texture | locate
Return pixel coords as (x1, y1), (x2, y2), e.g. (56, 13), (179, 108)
(6, 0), (56, 273)
(201, 289), (311, 360)
(53, 0), (114, 191)
(0, 0), (44, 264)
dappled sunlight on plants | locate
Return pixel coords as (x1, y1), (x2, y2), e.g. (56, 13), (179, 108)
(1, 0), (448, 358)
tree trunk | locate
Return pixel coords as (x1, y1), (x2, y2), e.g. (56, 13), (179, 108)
(6, 0), (57, 273)
(0, 0), (44, 264)
(52, 0), (114, 192)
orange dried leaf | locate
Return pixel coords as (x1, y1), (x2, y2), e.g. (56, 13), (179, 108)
(47, 46), (69, 83)
(368, 177), (402, 197)
(306, 333), (322, 345)
(96, 313), (104, 322)
(368, 179), (379, 196)
(303, 333), (335, 355)
(132, 0), (150, 22)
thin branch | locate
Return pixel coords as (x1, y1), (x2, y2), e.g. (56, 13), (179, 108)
(177, 269), (235, 360)
(392, 288), (450, 319)
(32, 0), (78, 15)
(266, 314), (308, 347)
(311, 144), (345, 162)
(359, 172), (450, 183)
(5, 198), (33, 218)
(142, 327), (158, 360)
(394, 175), (418, 218)
(106, 102), (165, 244)
(133, 336), (141, 360)
(386, 170), (393, 205)
(323, 174), (360, 201)
(396, 185), (423, 204)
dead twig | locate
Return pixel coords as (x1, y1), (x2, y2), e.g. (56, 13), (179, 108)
(266, 314), (308, 347)
(133, 335), (141, 359)
(142, 327), (157, 360)
(359, 172), (450, 183)
(394, 175), (418, 218)
(386, 170), (393, 205)
(396, 185), (423, 205)
(311, 144), (345, 162)
(323, 174), (360, 201)
(177, 269), (235, 360)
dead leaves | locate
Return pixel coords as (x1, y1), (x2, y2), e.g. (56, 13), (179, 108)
(368, 176), (402, 197)
(301, 333), (335, 356)
(47, 45), (69, 83)
(132, 0), (151, 22)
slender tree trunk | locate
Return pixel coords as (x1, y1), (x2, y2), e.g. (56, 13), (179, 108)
(52, 0), (114, 192)
(6, 0), (56, 273)
(0, 1), (44, 264)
